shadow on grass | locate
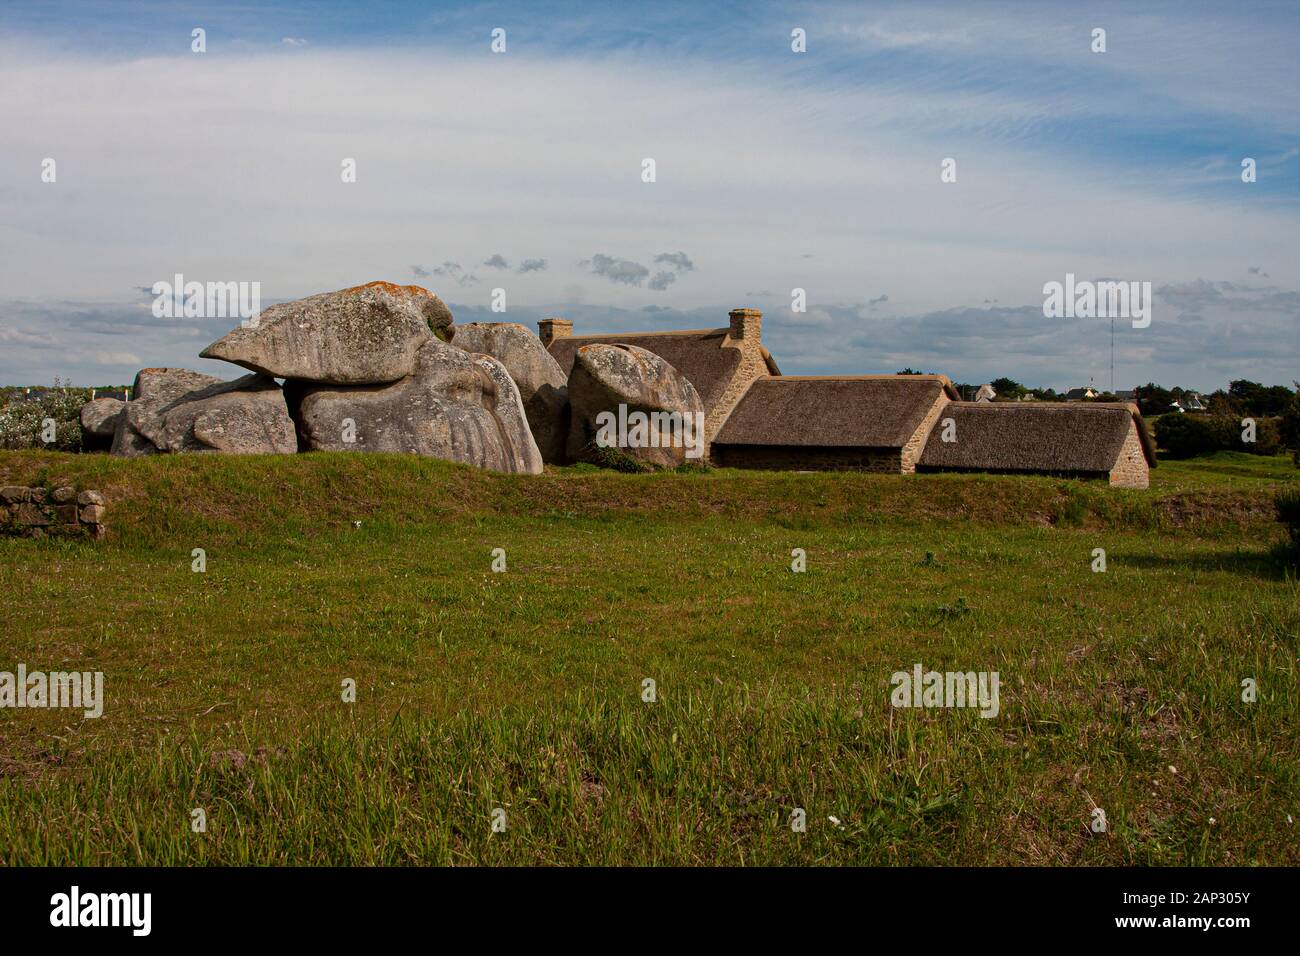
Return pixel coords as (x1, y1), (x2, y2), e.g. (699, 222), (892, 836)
(1122, 545), (1298, 581)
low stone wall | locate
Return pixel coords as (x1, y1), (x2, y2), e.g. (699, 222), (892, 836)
(1, 486), (107, 539)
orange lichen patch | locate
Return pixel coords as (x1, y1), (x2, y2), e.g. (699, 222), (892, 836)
(342, 280), (433, 297)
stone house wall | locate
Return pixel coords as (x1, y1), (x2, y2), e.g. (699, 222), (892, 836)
(900, 394), (952, 474)
(711, 445), (903, 472)
(1108, 421), (1151, 489)
(708, 310), (772, 445)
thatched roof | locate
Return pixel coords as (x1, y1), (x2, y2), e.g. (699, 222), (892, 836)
(918, 402), (1156, 472)
(547, 328), (780, 412)
(712, 375), (958, 447)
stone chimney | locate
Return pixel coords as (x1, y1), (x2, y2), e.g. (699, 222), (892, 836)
(728, 308), (762, 342)
(537, 317), (572, 348)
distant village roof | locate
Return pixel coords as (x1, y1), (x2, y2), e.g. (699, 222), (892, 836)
(919, 402), (1156, 472)
(547, 328), (780, 412)
(1064, 387), (1098, 401)
(713, 375), (958, 448)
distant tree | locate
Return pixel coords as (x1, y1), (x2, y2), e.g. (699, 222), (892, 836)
(1093, 392), (1120, 402)
(1280, 382), (1300, 452)
(1228, 380), (1292, 417)
(1030, 387), (1059, 401)
(896, 368), (923, 375)
(1135, 383), (1175, 418)
(989, 377), (1027, 398)
(1156, 414), (1282, 458)
(1205, 389), (1237, 415)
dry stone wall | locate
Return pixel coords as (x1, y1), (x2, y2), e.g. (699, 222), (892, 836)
(1, 486), (107, 539)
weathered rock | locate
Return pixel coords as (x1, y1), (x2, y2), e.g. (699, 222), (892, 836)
(77, 490), (105, 506)
(12, 503), (51, 526)
(0, 486), (29, 504)
(450, 322), (569, 463)
(111, 371), (296, 456)
(199, 281), (453, 385)
(566, 344), (706, 469)
(110, 368), (227, 456)
(80, 397), (125, 449)
(80, 504), (105, 523)
(51, 487), (77, 504)
(294, 338), (543, 474)
(134, 367), (227, 403)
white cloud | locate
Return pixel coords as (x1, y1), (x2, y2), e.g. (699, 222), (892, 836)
(0, 23), (1294, 387)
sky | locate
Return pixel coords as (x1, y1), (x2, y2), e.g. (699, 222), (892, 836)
(0, 0), (1296, 392)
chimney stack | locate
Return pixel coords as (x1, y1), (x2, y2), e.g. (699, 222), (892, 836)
(537, 317), (572, 348)
(729, 308), (762, 341)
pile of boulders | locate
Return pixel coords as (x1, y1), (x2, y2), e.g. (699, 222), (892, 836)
(80, 281), (705, 473)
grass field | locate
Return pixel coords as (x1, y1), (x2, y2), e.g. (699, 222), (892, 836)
(1, 450), (1296, 865)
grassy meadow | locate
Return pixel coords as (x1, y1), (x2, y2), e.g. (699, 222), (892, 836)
(0, 450), (1296, 865)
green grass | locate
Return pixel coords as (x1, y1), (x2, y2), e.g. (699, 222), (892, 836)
(0, 450), (1296, 865)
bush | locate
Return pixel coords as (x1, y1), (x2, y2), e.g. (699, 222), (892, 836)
(1277, 490), (1300, 550)
(1280, 383), (1300, 451)
(1154, 414), (1282, 459)
(0, 381), (91, 452)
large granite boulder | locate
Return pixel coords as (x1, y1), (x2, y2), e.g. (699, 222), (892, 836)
(199, 281), (454, 385)
(293, 338), (543, 474)
(110, 369), (296, 456)
(80, 398), (125, 451)
(449, 322), (568, 464)
(110, 368), (227, 456)
(566, 343), (706, 469)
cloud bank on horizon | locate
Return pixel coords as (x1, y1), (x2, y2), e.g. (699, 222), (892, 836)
(0, 0), (1296, 391)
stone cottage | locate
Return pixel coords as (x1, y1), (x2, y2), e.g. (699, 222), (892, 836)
(917, 402), (1155, 488)
(710, 375), (958, 473)
(539, 307), (1154, 487)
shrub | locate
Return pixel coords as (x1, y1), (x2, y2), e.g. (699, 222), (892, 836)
(1154, 414), (1282, 459)
(1276, 489), (1300, 550)
(1280, 382), (1300, 451)
(0, 381), (91, 452)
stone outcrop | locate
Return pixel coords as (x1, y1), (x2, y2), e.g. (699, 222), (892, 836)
(111, 370), (296, 457)
(80, 398), (125, 451)
(566, 343), (706, 469)
(450, 322), (568, 463)
(199, 281), (453, 385)
(75, 282), (554, 475)
(294, 338), (543, 474)
(1, 486), (107, 539)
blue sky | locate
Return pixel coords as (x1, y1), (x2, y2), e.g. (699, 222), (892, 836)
(1, 0), (1296, 391)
